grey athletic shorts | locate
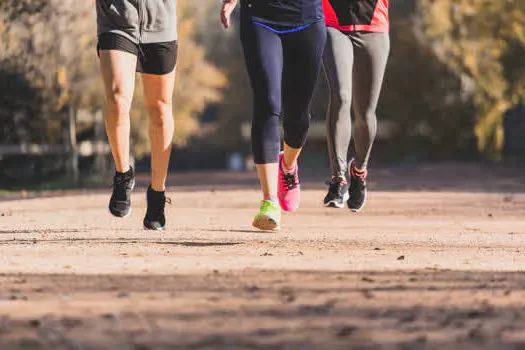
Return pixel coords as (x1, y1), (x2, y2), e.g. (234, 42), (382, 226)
(96, 0), (178, 44)
(96, 0), (178, 74)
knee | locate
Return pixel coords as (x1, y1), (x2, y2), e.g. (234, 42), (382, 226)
(254, 92), (281, 119)
(251, 95), (281, 140)
(106, 90), (132, 119)
(355, 108), (377, 125)
(330, 89), (351, 110)
(146, 98), (173, 128)
(146, 97), (172, 117)
(283, 112), (310, 148)
(355, 110), (377, 135)
(252, 113), (280, 138)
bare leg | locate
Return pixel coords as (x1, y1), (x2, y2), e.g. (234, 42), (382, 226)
(282, 143), (301, 170)
(141, 69), (176, 192)
(256, 164), (279, 199)
(99, 50), (137, 173)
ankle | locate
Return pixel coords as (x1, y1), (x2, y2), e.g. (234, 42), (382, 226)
(264, 195), (278, 202)
(282, 159), (297, 175)
(116, 166), (132, 175)
(150, 184), (165, 192)
(281, 154), (296, 171)
(283, 159), (296, 169)
(351, 165), (367, 178)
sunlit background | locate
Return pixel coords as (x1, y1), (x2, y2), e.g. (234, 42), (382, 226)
(0, 0), (524, 189)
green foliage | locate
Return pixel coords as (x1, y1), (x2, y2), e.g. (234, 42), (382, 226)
(1, 0), (523, 162)
(377, 18), (478, 159)
(0, 0), (226, 160)
(0, 0), (47, 21)
(0, 59), (47, 144)
(0, 0), (101, 144)
(416, 0), (525, 158)
(130, 0), (227, 157)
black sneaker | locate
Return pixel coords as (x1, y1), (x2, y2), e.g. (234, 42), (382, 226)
(109, 167), (135, 217)
(143, 186), (170, 230)
(323, 177), (350, 208)
(347, 160), (367, 212)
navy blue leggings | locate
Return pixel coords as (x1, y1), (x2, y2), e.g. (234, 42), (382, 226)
(240, 14), (327, 164)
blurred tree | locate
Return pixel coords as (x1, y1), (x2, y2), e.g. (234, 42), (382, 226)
(193, 0), (480, 161)
(376, 17), (478, 160)
(191, 3), (251, 150)
(0, 0), (226, 160)
(131, 0), (227, 157)
(172, 1), (227, 146)
(0, 0), (47, 21)
(415, 0), (525, 159)
(0, 0), (101, 145)
(2, 0), (522, 163)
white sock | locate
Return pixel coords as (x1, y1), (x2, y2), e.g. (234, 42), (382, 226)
(283, 163), (296, 175)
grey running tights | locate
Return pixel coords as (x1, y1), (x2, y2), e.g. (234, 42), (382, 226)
(323, 27), (390, 176)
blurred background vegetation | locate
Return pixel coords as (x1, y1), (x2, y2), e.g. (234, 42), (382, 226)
(0, 0), (524, 187)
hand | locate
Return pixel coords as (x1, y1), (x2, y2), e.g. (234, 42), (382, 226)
(220, 0), (238, 29)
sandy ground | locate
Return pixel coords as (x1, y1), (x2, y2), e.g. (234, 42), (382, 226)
(1, 164), (525, 349)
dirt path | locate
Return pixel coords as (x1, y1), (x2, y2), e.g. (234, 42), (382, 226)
(1, 165), (525, 349)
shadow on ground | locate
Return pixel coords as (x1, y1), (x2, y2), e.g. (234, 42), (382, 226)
(1, 269), (525, 349)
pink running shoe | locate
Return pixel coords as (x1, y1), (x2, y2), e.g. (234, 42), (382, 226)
(278, 152), (301, 212)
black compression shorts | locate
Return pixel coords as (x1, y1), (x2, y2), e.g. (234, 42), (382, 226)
(97, 32), (178, 75)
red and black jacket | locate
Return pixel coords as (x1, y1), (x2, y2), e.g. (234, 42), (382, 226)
(322, 0), (389, 32)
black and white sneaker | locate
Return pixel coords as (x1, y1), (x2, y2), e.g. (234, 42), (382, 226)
(143, 186), (170, 231)
(109, 167), (135, 217)
(323, 177), (350, 208)
(347, 160), (367, 212)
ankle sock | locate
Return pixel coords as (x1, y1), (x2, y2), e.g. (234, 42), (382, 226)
(282, 161), (296, 175)
(352, 166), (367, 178)
(264, 195), (278, 205)
(332, 176), (347, 184)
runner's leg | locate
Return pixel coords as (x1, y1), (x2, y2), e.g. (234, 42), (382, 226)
(240, 15), (283, 200)
(351, 32), (390, 170)
(278, 21), (327, 211)
(240, 11), (284, 230)
(98, 33), (138, 217)
(323, 27), (355, 178)
(346, 31), (390, 212)
(281, 21), (327, 168)
(99, 48), (137, 173)
(138, 39), (177, 230)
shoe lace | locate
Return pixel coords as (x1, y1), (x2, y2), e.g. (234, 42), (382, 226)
(113, 171), (133, 188)
(325, 178), (345, 195)
(281, 172), (298, 191)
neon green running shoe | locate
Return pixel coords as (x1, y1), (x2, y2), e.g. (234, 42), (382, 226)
(252, 199), (281, 231)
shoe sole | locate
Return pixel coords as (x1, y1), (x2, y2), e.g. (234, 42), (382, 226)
(109, 208), (132, 218)
(324, 201), (345, 209)
(252, 215), (280, 232)
(109, 179), (136, 218)
(143, 225), (166, 231)
(324, 192), (349, 209)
